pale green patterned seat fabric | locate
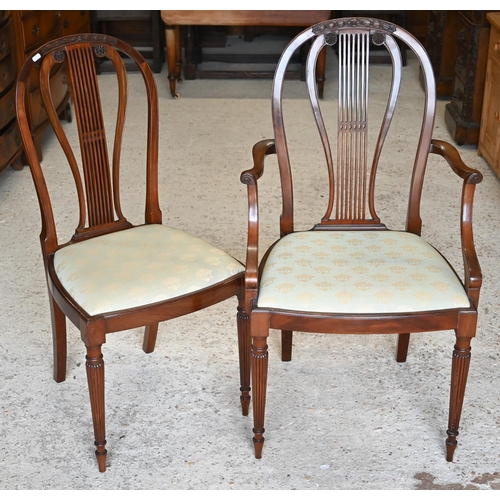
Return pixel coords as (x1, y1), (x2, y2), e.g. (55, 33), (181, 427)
(257, 230), (470, 314)
(54, 224), (245, 316)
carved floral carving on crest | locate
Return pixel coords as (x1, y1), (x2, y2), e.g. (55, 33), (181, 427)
(40, 34), (118, 56)
(313, 17), (397, 34)
(312, 18), (397, 46)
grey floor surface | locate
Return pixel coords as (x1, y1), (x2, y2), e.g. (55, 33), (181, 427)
(1, 34), (499, 490)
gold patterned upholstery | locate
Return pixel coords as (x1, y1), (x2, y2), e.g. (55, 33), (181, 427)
(54, 224), (245, 316)
(258, 231), (469, 314)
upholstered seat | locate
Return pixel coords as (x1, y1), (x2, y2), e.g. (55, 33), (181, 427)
(54, 224), (244, 316)
(258, 231), (469, 314)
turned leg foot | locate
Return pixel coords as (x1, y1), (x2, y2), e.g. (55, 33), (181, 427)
(10, 154), (25, 171)
(253, 428), (265, 459)
(166, 25), (181, 98)
(446, 429), (459, 462)
(252, 334), (268, 459)
(86, 346), (107, 472)
(168, 74), (180, 99)
(446, 335), (472, 462)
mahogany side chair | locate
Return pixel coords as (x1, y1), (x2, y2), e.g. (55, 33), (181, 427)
(15, 34), (250, 472)
(241, 17), (483, 461)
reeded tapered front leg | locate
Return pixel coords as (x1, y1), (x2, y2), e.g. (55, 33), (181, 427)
(143, 323), (159, 354)
(252, 335), (268, 459)
(446, 336), (472, 462)
(281, 330), (293, 361)
(237, 306), (251, 416)
(86, 346), (107, 472)
(49, 296), (67, 382)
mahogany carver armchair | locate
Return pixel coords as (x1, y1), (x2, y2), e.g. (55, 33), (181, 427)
(16, 34), (250, 472)
(241, 18), (483, 461)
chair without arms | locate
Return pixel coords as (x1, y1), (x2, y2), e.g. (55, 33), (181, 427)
(15, 34), (250, 472)
(241, 18), (483, 461)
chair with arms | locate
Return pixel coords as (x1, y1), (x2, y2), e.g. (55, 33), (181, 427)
(241, 17), (483, 461)
(16, 34), (250, 472)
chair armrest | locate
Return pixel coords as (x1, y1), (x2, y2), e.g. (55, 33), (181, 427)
(241, 139), (276, 184)
(429, 139), (483, 306)
(240, 139), (276, 295)
(430, 139), (483, 182)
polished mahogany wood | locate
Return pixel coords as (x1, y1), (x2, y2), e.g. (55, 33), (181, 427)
(241, 17), (483, 463)
(16, 34), (250, 472)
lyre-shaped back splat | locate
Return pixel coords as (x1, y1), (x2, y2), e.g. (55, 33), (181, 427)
(335, 31), (370, 222)
(328, 29), (402, 226)
(66, 45), (115, 229)
(39, 41), (132, 241)
(273, 18), (413, 234)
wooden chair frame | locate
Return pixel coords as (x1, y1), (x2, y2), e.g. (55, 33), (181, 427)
(16, 34), (250, 472)
(240, 18), (483, 462)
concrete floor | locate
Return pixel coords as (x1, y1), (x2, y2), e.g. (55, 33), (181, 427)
(1, 34), (500, 490)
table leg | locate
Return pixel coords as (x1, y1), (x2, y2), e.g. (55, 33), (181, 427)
(316, 46), (327, 99)
(299, 42), (327, 99)
(165, 25), (181, 98)
(184, 25), (197, 80)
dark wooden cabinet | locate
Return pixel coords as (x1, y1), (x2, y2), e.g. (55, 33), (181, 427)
(0, 11), (23, 175)
(426, 11), (460, 98)
(11, 10), (71, 162)
(444, 11), (491, 145)
(60, 10), (90, 37)
(0, 10), (90, 173)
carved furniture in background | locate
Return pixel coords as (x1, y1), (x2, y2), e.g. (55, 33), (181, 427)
(16, 34), (250, 472)
(160, 10), (331, 98)
(0, 11), (90, 173)
(0, 11), (23, 174)
(241, 17), (483, 462)
(425, 11), (460, 98)
(90, 11), (165, 73)
(405, 11), (431, 43)
(478, 12), (500, 178)
(1, 10), (85, 174)
(60, 10), (90, 37)
(444, 11), (491, 145)
(11, 10), (71, 163)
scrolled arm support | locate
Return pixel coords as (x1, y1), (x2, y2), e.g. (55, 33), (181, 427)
(429, 139), (483, 306)
(430, 140), (483, 183)
(241, 139), (276, 185)
(240, 140), (276, 300)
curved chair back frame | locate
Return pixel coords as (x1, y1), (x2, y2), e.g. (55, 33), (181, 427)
(16, 34), (161, 257)
(271, 18), (436, 236)
(16, 34), (250, 472)
(241, 17), (483, 465)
